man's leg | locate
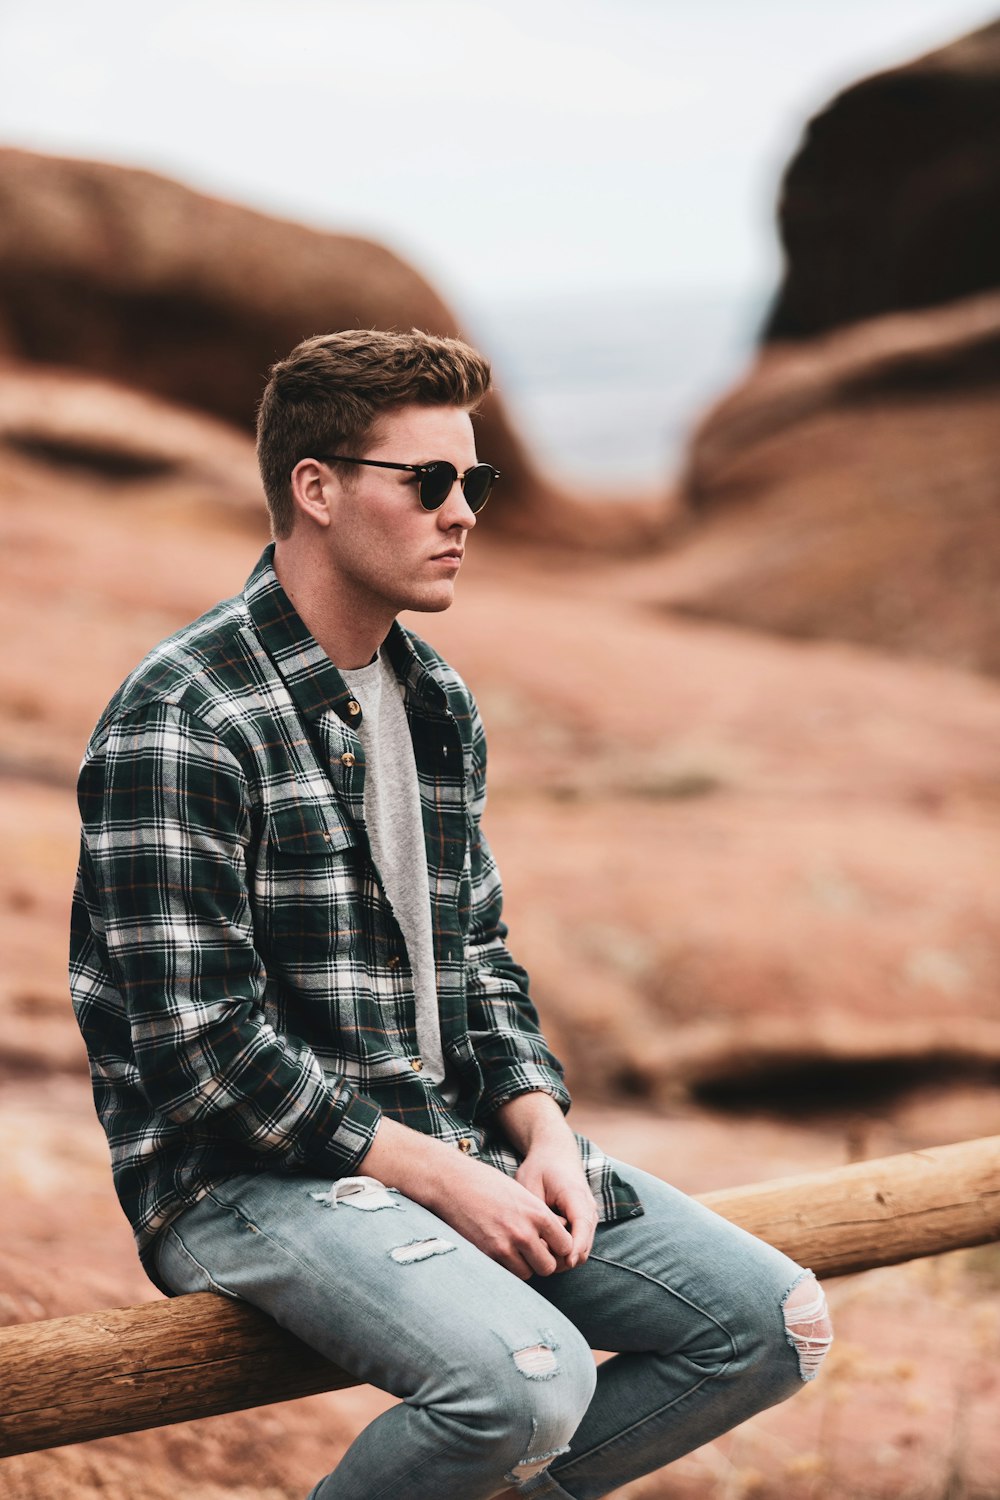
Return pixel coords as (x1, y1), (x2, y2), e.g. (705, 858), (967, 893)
(515, 1155), (833, 1500)
(154, 1172), (598, 1500)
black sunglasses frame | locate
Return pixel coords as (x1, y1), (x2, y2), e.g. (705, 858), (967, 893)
(314, 454), (499, 513)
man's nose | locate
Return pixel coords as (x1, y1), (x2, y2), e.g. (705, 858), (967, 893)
(438, 479), (477, 530)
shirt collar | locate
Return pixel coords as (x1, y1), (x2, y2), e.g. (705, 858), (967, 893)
(243, 544), (448, 723)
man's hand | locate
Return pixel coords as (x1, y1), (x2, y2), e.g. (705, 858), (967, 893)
(356, 1115), (574, 1280)
(514, 1139), (598, 1271)
(429, 1156), (576, 1279)
(496, 1092), (598, 1271)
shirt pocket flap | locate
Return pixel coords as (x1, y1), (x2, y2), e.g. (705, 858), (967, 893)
(265, 801), (355, 857)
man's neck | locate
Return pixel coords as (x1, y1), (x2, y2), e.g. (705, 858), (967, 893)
(272, 538), (393, 670)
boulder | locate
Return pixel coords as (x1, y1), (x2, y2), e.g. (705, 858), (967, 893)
(0, 149), (651, 540)
(764, 19), (1000, 339)
(0, 361), (261, 516)
(661, 19), (1000, 672)
(665, 292), (1000, 673)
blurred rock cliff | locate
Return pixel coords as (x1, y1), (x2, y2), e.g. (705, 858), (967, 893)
(665, 19), (1000, 675)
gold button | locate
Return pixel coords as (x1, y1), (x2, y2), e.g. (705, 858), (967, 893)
(388, 955), (400, 969)
(458, 1138), (473, 1154)
(340, 752), (356, 767)
(346, 700), (361, 717)
(410, 1057), (423, 1072)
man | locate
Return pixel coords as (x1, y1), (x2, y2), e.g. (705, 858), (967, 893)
(70, 329), (831, 1500)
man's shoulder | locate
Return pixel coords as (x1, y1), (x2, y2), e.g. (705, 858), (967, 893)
(88, 588), (260, 747)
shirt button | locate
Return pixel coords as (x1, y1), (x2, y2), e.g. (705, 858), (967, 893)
(346, 700), (362, 717)
(410, 1057), (423, 1072)
(388, 955), (400, 969)
(458, 1138), (473, 1154)
(340, 752), (356, 767)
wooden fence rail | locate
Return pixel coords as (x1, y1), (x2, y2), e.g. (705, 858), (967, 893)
(2, 1135), (998, 1459)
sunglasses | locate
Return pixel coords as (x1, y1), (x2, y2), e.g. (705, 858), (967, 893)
(315, 454), (499, 513)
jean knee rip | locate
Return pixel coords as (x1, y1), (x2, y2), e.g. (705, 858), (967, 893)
(310, 1176), (401, 1211)
(512, 1341), (560, 1380)
(504, 1417), (570, 1485)
(782, 1271), (833, 1381)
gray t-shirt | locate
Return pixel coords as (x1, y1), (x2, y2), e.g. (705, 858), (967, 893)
(340, 653), (459, 1105)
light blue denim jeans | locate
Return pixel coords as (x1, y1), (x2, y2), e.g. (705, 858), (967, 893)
(155, 1155), (829, 1500)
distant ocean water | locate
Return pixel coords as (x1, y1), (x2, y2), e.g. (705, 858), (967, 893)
(470, 285), (768, 493)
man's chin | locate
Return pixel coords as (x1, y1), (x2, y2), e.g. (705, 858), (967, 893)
(402, 584), (457, 615)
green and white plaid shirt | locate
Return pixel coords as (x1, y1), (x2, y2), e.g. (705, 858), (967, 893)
(70, 545), (642, 1285)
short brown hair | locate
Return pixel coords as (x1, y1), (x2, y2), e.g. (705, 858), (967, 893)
(256, 328), (492, 537)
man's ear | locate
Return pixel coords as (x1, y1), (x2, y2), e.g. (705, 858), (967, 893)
(289, 458), (333, 529)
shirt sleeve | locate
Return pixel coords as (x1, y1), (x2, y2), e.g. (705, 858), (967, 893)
(461, 696), (572, 1120)
(75, 699), (381, 1174)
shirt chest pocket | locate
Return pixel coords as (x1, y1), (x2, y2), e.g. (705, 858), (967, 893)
(257, 801), (361, 950)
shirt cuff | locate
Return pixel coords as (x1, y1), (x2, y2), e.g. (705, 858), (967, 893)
(477, 1062), (572, 1121)
(301, 1086), (383, 1177)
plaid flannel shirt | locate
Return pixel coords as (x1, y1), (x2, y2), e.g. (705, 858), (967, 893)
(70, 545), (642, 1285)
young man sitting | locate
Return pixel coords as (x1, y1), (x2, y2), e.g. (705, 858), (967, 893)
(70, 328), (831, 1500)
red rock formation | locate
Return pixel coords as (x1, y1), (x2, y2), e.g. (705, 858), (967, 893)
(0, 363), (262, 519)
(764, 19), (1000, 339)
(667, 291), (1000, 673)
(0, 149), (663, 541)
(661, 19), (1000, 672)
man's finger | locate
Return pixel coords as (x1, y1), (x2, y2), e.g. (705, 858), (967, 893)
(558, 1193), (598, 1263)
(519, 1234), (561, 1278)
(537, 1210), (574, 1260)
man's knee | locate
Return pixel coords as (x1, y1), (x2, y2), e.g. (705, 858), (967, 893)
(781, 1272), (833, 1382)
(699, 1267), (832, 1390)
(488, 1323), (596, 1485)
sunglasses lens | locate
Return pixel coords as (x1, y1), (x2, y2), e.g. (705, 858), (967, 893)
(418, 461), (457, 510)
(462, 464), (496, 513)
(417, 461), (497, 512)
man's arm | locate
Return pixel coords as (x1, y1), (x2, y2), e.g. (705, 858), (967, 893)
(462, 699), (572, 1115)
(495, 1091), (598, 1267)
(74, 700), (381, 1176)
(455, 697), (597, 1265)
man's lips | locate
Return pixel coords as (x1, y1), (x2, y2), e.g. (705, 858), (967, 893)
(431, 550), (464, 562)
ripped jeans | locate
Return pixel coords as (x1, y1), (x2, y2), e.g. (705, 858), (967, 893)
(154, 1155), (831, 1500)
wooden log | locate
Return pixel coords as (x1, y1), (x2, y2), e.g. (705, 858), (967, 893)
(2, 1134), (998, 1459)
(699, 1133), (1000, 1277)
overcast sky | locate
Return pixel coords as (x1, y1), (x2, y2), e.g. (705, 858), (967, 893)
(0, 0), (996, 319)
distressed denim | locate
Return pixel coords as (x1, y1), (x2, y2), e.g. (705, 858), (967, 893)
(155, 1155), (829, 1500)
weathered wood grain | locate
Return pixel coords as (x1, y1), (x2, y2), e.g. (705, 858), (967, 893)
(700, 1134), (1000, 1277)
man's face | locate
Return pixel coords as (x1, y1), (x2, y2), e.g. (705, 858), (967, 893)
(320, 403), (480, 620)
